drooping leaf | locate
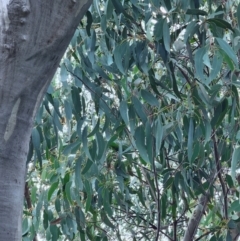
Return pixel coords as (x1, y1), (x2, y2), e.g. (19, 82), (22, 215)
(141, 89), (159, 106)
(216, 38), (238, 67)
(134, 125), (149, 163)
(187, 118), (194, 163)
(100, 210), (115, 229)
(155, 117), (163, 156)
(231, 147), (240, 180)
(82, 126), (92, 161)
(167, 61), (182, 99)
(48, 181), (59, 201)
(163, 19), (170, 53)
(75, 206), (86, 229)
(86, 11), (93, 36)
(238, 3), (240, 29)
(32, 128), (42, 167)
(207, 18), (234, 32)
(119, 100), (129, 125)
(132, 96), (147, 124)
(194, 46), (207, 81)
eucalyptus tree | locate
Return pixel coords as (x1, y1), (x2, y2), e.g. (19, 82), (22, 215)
(0, 1), (92, 240)
(26, 0), (240, 241)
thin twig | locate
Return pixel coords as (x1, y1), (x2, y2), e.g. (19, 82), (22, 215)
(152, 146), (161, 241)
(173, 219), (177, 241)
(195, 230), (215, 241)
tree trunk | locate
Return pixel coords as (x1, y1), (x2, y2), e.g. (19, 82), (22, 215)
(0, 0), (92, 240)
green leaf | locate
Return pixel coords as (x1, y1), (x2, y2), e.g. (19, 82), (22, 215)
(154, 18), (164, 41)
(197, 83), (211, 107)
(120, 100), (129, 125)
(141, 90), (159, 106)
(163, 0), (171, 10)
(184, 20), (198, 42)
(48, 181), (59, 201)
(32, 128), (40, 151)
(191, 141), (200, 163)
(93, 64), (111, 81)
(82, 126), (92, 161)
(134, 125), (149, 163)
(163, 19), (170, 53)
(71, 86), (81, 115)
(229, 201), (240, 213)
(82, 158), (93, 175)
(96, 131), (107, 163)
(149, 70), (162, 96)
(195, 46), (206, 81)
(225, 174), (234, 189)
(114, 41), (129, 75)
(187, 118), (194, 163)
(208, 54), (223, 83)
(231, 147), (240, 180)
(32, 128), (42, 168)
(168, 61), (182, 99)
(145, 121), (153, 163)
(204, 119), (212, 145)
(207, 18), (234, 32)
(75, 206), (86, 229)
(106, 0), (114, 19)
(237, 3), (240, 29)
(55, 198), (61, 213)
(22, 218), (29, 236)
(211, 99), (228, 128)
(155, 117), (163, 156)
(220, 49), (235, 71)
(102, 189), (113, 217)
(164, 176), (174, 189)
(64, 100), (72, 121)
(100, 210), (115, 229)
(132, 96), (147, 124)
(65, 181), (73, 204)
(128, 104), (136, 135)
(87, 118), (100, 137)
(111, 0), (125, 14)
(86, 11), (93, 36)
(216, 38), (238, 67)
(186, 9), (208, 15)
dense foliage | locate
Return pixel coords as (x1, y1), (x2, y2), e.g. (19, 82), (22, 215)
(23, 0), (240, 240)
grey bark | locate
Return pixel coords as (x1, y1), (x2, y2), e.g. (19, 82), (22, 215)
(183, 194), (209, 241)
(0, 0), (92, 240)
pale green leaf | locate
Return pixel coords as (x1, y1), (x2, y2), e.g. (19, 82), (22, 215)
(163, 19), (170, 52)
(216, 38), (238, 67)
(231, 147), (240, 180)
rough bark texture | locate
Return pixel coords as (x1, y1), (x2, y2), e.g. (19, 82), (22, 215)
(0, 0), (92, 240)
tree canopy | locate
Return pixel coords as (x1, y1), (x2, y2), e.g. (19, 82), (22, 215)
(23, 0), (240, 240)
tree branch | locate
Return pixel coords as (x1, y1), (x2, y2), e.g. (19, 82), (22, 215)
(183, 194), (209, 241)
